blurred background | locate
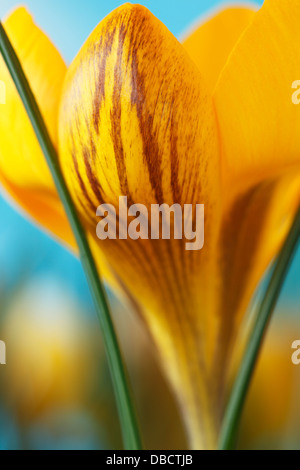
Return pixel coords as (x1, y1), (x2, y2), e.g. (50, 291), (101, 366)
(0, 0), (299, 450)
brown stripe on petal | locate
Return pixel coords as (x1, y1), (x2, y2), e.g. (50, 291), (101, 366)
(93, 24), (116, 134)
(169, 109), (196, 291)
(83, 113), (116, 199)
(170, 106), (181, 205)
(212, 181), (278, 388)
(129, 17), (164, 205)
(72, 153), (97, 214)
(110, 23), (132, 201)
(69, 130), (98, 215)
(82, 144), (105, 206)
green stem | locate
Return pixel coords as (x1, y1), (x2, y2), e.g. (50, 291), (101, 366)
(0, 21), (142, 450)
(219, 206), (300, 450)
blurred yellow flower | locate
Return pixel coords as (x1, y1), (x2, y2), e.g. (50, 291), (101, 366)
(1, 280), (100, 423)
(239, 318), (300, 449)
(0, 1), (299, 449)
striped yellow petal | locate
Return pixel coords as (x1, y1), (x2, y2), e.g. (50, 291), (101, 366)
(182, 5), (257, 92)
(59, 4), (221, 449)
(0, 7), (75, 248)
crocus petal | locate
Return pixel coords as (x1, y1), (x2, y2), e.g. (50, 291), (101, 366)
(214, 0), (300, 190)
(209, 0), (300, 388)
(0, 7), (75, 248)
(182, 5), (256, 92)
(212, 173), (300, 387)
(59, 4), (221, 449)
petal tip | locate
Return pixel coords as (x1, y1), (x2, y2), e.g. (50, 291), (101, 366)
(3, 6), (33, 28)
(105, 2), (158, 27)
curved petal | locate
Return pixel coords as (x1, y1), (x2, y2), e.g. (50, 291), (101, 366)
(182, 5), (256, 92)
(214, 0), (300, 192)
(209, 0), (300, 384)
(212, 173), (300, 389)
(59, 4), (221, 449)
(0, 7), (75, 248)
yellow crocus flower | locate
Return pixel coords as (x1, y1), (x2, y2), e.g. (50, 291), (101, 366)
(0, 1), (299, 450)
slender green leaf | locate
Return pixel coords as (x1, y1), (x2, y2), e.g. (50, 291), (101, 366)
(0, 20), (142, 450)
(219, 206), (300, 450)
